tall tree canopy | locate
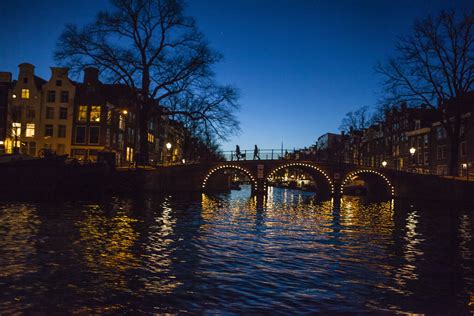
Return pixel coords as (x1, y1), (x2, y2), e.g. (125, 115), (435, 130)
(377, 10), (474, 175)
(55, 0), (240, 164)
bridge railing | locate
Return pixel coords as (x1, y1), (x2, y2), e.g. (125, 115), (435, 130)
(221, 149), (298, 161)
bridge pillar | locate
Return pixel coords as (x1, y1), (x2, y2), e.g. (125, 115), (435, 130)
(254, 178), (267, 196)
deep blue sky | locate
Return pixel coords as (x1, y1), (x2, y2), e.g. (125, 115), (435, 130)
(1, 0), (472, 151)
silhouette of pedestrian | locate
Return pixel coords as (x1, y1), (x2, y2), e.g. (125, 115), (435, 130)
(254, 145), (260, 160)
(235, 145), (241, 161)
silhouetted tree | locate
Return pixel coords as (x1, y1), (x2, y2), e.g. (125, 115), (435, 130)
(55, 0), (240, 164)
(339, 105), (371, 133)
(339, 106), (372, 165)
(377, 10), (474, 175)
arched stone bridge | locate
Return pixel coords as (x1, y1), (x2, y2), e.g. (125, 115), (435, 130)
(135, 160), (474, 201)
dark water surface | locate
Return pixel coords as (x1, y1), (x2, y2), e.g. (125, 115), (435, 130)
(0, 186), (473, 314)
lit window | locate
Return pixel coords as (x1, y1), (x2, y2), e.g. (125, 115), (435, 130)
(21, 89), (29, 99)
(26, 123), (35, 137)
(90, 106), (101, 122)
(78, 105), (88, 121)
(148, 132), (154, 143)
(126, 146), (134, 162)
(119, 114), (125, 130)
(12, 122), (21, 137)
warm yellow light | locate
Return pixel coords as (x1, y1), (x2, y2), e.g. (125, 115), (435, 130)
(12, 94), (16, 99)
(122, 110), (128, 115)
(382, 161), (387, 167)
(462, 163), (468, 169)
(182, 158), (186, 164)
(166, 142), (172, 150)
(409, 147), (416, 155)
(0, 140), (4, 145)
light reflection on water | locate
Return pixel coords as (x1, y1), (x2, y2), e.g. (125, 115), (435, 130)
(0, 186), (473, 314)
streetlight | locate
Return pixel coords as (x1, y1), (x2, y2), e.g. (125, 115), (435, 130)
(381, 160), (387, 167)
(122, 109), (128, 115)
(462, 163), (470, 181)
(409, 147), (416, 173)
(166, 142), (172, 164)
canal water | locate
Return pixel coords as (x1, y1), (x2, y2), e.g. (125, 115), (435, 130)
(0, 186), (473, 314)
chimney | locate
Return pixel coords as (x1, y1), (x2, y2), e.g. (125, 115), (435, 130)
(0, 72), (12, 83)
(50, 67), (69, 79)
(83, 67), (100, 85)
(18, 63), (35, 77)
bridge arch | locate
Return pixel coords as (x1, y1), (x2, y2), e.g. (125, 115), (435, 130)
(341, 169), (395, 198)
(266, 162), (335, 196)
(202, 164), (258, 192)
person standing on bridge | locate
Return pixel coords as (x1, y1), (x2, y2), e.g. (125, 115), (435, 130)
(254, 145), (260, 160)
(235, 145), (241, 161)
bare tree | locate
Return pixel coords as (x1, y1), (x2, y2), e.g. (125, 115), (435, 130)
(55, 0), (240, 164)
(338, 106), (372, 165)
(377, 10), (474, 175)
(339, 105), (371, 133)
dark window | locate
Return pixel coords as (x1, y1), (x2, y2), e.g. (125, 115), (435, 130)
(436, 126), (447, 140)
(29, 142), (36, 156)
(12, 106), (21, 121)
(75, 126), (86, 144)
(460, 141), (466, 156)
(23, 77), (28, 84)
(59, 107), (67, 119)
(26, 108), (35, 119)
(56, 80), (62, 86)
(58, 125), (66, 138)
(89, 126), (100, 144)
(60, 91), (69, 103)
(46, 107), (54, 119)
(47, 90), (56, 102)
(45, 124), (53, 137)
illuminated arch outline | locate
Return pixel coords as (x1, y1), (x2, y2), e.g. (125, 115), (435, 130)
(340, 169), (395, 197)
(202, 164), (257, 191)
(265, 162), (335, 194)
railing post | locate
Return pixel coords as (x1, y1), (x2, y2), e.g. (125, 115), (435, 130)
(271, 149), (274, 160)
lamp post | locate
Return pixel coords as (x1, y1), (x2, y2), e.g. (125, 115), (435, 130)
(166, 142), (172, 164)
(409, 147), (416, 172)
(382, 160), (387, 168)
(462, 163), (470, 181)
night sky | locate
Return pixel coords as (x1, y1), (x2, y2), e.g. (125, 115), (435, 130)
(1, 0), (472, 151)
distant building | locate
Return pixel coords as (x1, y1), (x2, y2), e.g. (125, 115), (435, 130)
(0, 72), (12, 154)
